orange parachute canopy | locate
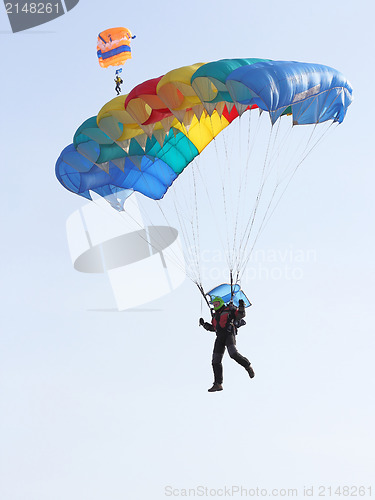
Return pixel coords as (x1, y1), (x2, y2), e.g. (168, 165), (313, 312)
(97, 27), (135, 69)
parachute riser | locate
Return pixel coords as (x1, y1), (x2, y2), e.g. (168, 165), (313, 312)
(196, 282), (214, 316)
(230, 270), (234, 305)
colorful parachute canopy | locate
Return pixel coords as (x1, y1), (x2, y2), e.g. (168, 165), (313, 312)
(56, 58), (353, 210)
(207, 284), (251, 308)
(97, 27), (135, 69)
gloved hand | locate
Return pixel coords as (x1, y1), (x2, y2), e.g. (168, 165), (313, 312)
(199, 318), (205, 326)
(238, 299), (245, 308)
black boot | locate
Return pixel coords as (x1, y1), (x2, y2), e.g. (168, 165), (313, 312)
(208, 383), (223, 392)
(246, 364), (255, 378)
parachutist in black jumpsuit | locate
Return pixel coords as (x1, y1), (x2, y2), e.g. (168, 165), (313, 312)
(115, 76), (123, 95)
(200, 299), (255, 392)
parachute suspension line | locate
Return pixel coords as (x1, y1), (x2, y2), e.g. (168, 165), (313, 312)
(173, 192), (198, 280)
(223, 115), (236, 268)
(118, 203), (193, 280)
(228, 115), (245, 266)
(222, 117), (237, 271)
(184, 126), (210, 286)
(190, 162), (203, 287)
(192, 157), (203, 286)
(225, 117), (241, 270)
(164, 160), (202, 284)
(237, 183), (279, 279)
(215, 111), (249, 272)
(235, 123), (276, 271)
(230, 269), (234, 303)
(162, 153), (199, 281)
(230, 113), (249, 272)
(95, 143), (188, 276)
(233, 112), (279, 275)
(236, 115), (298, 273)
(210, 116), (235, 271)
(276, 119), (321, 185)
(148, 125), (229, 284)
(271, 124), (295, 185)
(243, 123), (275, 233)
(236, 111), (267, 262)
(124, 168), (194, 279)
(265, 116), (285, 179)
(172, 197), (200, 283)
(195, 281), (212, 311)
(238, 120), (337, 279)
(239, 118), (289, 261)
(260, 117), (288, 188)
(231, 110), (251, 274)
(166, 123), (214, 286)
(191, 158), (233, 272)
(271, 120), (337, 198)
(89, 196), (194, 282)
(279, 91), (338, 184)
(230, 112), (252, 271)
(277, 124), (318, 184)
(245, 108), (264, 167)
(112, 150), (203, 284)
(237, 121), (317, 278)
(170, 185), (201, 284)
(231, 108), (261, 275)
(216, 137), (233, 268)
(274, 119), (331, 189)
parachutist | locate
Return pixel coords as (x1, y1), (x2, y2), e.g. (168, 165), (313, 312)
(200, 296), (255, 392)
(115, 75), (123, 95)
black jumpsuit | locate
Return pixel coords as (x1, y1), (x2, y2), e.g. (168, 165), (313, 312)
(115, 77), (122, 95)
(202, 304), (251, 384)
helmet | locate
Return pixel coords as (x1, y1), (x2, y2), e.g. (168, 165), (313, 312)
(210, 296), (225, 311)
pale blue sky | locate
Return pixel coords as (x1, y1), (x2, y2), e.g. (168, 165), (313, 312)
(1, 1), (374, 499)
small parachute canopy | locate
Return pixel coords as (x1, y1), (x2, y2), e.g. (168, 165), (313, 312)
(97, 27), (135, 69)
(207, 284), (252, 308)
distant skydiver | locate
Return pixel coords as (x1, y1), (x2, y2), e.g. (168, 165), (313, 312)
(200, 296), (255, 392)
(115, 75), (123, 95)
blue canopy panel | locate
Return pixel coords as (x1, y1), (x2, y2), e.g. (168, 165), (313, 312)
(225, 60), (353, 125)
(104, 156), (178, 199)
(97, 45), (131, 61)
(55, 144), (92, 199)
(207, 283), (252, 308)
(55, 145), (178, 211)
